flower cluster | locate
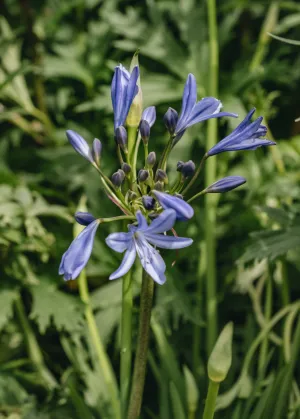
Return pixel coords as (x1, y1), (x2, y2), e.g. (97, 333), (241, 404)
(59, 61), (275, 285)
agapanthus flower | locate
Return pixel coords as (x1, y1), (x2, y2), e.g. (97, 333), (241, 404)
(173, 74), (237, 142)
(106, 210), (193, 284)
(153, 191), (194, 221)
(111, 64), (139, 130)
(66, 130), (102, 166)
(207, 109), (275, 156)
(205, 176), (246, 193)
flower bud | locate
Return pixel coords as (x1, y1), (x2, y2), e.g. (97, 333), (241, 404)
(142, 106), (156, 127)
(176, 161), (184, 172)
(139, 120), (150, 144)
(115, 126), (128, 153)
(183, 366), (199, 416)
(208, 322), (234, 383)
(122, 163), (131, 175)
(127, 55), (143, 127)
(142, 195), (155, 210)
(92, 138), (102, 166)
(75, 211), (96, 226)
(138, 169), (149, 183)
(181, 160), (196, 178)
(111, 169), (125, 187)
(163, 107), (178, 134)
(206, 176), (246, 193)
(146, 151), (156, 167)
(154, 181), (164, 191)
(128, 190), (137, 201)
(155, 169), (168, 184)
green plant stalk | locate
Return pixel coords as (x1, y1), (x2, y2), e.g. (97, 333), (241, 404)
(15, 294), (57, 389)
(127, 272), (154, 419)
(120, 261), (133, 418)
(205, 0), (219, 355)
(203, 380), (220, 419)
(127, 126), (138, 165)
(258, 272), (272, 375)
(78, 270), (120, 419)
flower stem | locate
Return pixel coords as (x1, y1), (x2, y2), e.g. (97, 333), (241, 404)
(127, 271), (154, 419)
(182, 154), (207, 196)
(120, 260), (133, 418)
(205, 0), (219, 355)
(202, 380), (220, 419)
(78, 270), (120, 419)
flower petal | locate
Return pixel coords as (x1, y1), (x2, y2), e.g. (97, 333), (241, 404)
(175, 74), (197, 133)
(109, 242), (136, 280)
(144, 233), (193, 249)
(145, 209), (176, 234)
(153, 191), (194, 221)
(66, 130), (93, 163)
(135, 236), (166, 285)
(105, 232), (132, 253)
(142, 106), (156, 127)
(59, 220), (100, 280)
(206, 176), (246, 193)
(136, 211), (149, 230)
(75, 212), (96, 226)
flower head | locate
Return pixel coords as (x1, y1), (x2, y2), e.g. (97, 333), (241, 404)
(205, 176), (246, 193)
(173, 74), (237, 143)
(106, 210), (193, 284)
(207, 109), (275, 156)
(153, 191), (194, 221)
(111, 64), (139, 130)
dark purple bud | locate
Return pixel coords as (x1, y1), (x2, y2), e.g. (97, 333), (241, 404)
(155, 169), (168, 183)
(181, 160), (196, 178)
(138, 169), (149, 182)
(111, 169), (125, 187)
(122, 163), (131, 174)
(115, 126), (128, 152)
(176, 161), (184, 172)
(75, 211), (96, 226)
(163, 107), (178, 135)
(142, 195), (156, 210)
(146, 151), (156, 167)
(139, 120), (150, 144)
(205, 176), (246, 193)
(92, 138), (102, 166)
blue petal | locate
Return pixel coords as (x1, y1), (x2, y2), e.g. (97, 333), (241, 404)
(119, 65), (139, 127)
(59, 220), (100, 280)
(109, 242), (136, 280)
(206, 176), (246, 193)
(153, 191), (194, 221)
(135, 236), (166, 285)
(142, 106), (156, 127)
(144, 233), (193, 249)
(136, 211), (148, 230)
(92, 138), (102, 165)
(66, 130), (93, 163)
(145, 209), (177, 234)
(176, 74), (197, 133)
(105, 232), (133, 253)
(75, 212), (96, 226)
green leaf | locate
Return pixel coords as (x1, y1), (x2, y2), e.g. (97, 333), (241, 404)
(0, 289), (18, 331)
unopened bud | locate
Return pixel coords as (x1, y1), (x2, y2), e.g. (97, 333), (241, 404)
(155, 169), (168, 184)
(177, 161), (184, 172)
(181, 160), (196, 178)
(208, 322), (234, 383)
(142, 195), (155, 210)
(128, 190), (137, 201)
(111, 169), (125, 187)
(146, 151), (156, 167)
(115, 126), (128, 153)
(122, 163), (131, 175)
(154, 181), (164, 191)
(163, 107), (178, 134)
(92, 138), (102, 166)
(139, 120), (150, 144)
(138, 169), (149, 183)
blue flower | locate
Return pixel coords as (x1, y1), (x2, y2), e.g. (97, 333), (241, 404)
(141, 106), (156, 127)
(59, 215), (100, 281)
(153, 191), (194, 221)
(106, 210), (193, 284)
(75, 211), (96, 226)
(207, 109), (275, 156)
(111, 64), (140, 130)
(174, 74), (237, 142)
(66, 130), (94, 164)
(205, 176), (246, 193)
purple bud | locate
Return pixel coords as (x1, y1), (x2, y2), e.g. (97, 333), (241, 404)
(176, 161), (184, 172)
(75, 211), (96, 226)
(206, 176), (246, 193)
(122, 163), (131, 174)
(142, 106), (156, 127)
(66, 130), (93, 163)
(181, 160), (196, 178)
(115, 126), (128, 152)
(138, 169), (149, 182)
(139, 120), (150, 144)
(112, 169), (125, 187)
(155, 169), (168, 183)
(153, 190), (194, 221)
(92, 138), (102, 166)
(146, 151), (156, 167)
(142, 195), (156, 210)
(163, 107), (178, 135)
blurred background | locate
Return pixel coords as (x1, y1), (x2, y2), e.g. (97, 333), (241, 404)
(1, 0), (300, 418)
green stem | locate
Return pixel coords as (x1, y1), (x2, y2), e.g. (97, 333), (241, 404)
(205, 0), (219, 355)
(182, 155), (207, 196)
(127, 126), (138, 165)
(258, 269), (272, 374)
(158, 136), (173, 170)
(127, 272), (154, 419)
(15, 294), (57, 389)
(78, 270), (120, 419)
(120, 255), (133, 418)
(202, 380), (220, 419)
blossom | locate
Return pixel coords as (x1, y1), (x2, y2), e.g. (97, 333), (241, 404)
(111, 64), (140, 130)
(141, 106), (156, 127)
(173, 74), (237, 142)
(106, 210), (193, 284)
(205, 176), (246, 193)
(207, 109), (275, 156)
(153, 191), (194, 221)
(59, 215), (100, 281)
(66, 130), (94, 164)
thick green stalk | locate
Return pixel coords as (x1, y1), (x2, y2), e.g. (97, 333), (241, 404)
(15, 294), (57, 389)
(258, 272), (272, 374)
(127, 272), (154, 419)
(78, 270), (120, 419)
(120, 263), (133, 418)
(202, 380), (220, 419)
(205, 0), (219, 355)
